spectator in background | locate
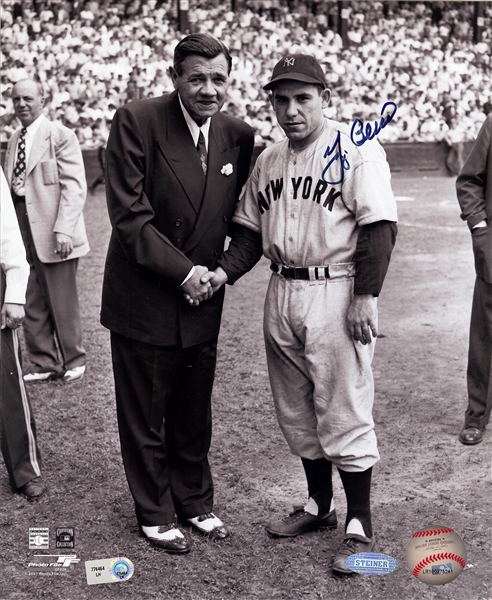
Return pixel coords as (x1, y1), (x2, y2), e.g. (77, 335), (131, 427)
(443, 114), (467, 175)
(5, 79), (89, 384)
(0, 0), (490, 146)
(456, 114), (492, 446)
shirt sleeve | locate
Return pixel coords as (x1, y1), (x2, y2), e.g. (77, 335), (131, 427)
(353, 220), (397, 297)
(1, 167), (29, 304)
(217, 222), (263, 285)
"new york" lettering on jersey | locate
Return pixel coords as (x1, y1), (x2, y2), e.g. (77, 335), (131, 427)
(258, 177), (341, 215)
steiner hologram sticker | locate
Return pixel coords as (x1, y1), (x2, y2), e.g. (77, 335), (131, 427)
(85, 557), (134, 585)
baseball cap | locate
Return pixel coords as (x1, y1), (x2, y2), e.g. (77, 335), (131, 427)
(263, 54), (327, 91)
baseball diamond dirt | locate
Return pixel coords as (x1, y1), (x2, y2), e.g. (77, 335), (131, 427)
(0, 174), (490, 600)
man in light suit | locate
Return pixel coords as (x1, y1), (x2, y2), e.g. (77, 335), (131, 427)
(457, 113), (492, 445)
(5, 79), (89, 384)
(101, 34), (254, 553)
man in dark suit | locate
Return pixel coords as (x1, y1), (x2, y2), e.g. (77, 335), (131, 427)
(457, 114), (492, 446)
(101, 34), (254, 553)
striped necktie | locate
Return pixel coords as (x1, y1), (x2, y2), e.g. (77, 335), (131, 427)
(12, 127), (27, 193)
(196, 130), (207, 176)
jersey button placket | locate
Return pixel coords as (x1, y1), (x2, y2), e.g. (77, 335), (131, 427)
(286, 152), (298, 264)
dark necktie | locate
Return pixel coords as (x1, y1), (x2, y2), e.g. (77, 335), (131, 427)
(196, 130), (207, 176)
(12, 127), (27, 192)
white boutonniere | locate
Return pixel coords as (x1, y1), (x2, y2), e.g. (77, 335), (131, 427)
(221, 163), (233, 176)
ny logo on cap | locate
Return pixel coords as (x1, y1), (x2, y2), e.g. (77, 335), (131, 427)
(283, 57), (295, 67)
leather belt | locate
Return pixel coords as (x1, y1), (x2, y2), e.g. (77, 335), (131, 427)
(270, 262), (330, 280)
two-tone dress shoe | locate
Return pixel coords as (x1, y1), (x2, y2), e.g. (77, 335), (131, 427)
(18, 477), (46, 500)
(23, 371), (62, 383)
(187, 513), (229, 539)
(63, 365), (86, 383)
(265, 506), (338, 537)
(332, 533), (376, 574)
(459, 426), (485, 445)
(141, 524), (190, 553)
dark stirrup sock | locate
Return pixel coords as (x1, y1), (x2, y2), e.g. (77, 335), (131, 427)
(301, 457), (333, 514)
(337, 466), (373, 538)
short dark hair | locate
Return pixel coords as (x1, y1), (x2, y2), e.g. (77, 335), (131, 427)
(173, 34), (232, 76)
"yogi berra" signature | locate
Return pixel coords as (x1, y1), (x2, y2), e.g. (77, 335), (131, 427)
(321, 101), (398, 185)
(350, 101), (398, 147)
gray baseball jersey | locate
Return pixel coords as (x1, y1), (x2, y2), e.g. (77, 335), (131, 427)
(232, 119), (398, 268)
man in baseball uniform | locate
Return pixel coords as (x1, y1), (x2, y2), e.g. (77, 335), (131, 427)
(197, 54), (398, 573)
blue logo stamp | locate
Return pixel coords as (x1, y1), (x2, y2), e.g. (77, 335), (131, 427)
(109, 557), (134, 582)
(344, 552), (399, 575)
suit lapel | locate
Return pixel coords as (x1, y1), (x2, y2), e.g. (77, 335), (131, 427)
(155, 93), (206, 214)
(183, 118), (240, 253)
(26, 118), (50, 177)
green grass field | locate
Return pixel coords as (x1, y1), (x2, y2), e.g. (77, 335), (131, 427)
(1, 175), (490, 600)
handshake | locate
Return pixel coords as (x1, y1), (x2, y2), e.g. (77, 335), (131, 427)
(181, 265), (229, 306)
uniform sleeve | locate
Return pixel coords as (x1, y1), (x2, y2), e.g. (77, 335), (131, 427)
(342, 138), (398, 227)
(220, 160), (264, 284)
(231, 160), (263, 234)
(456, 115), (491, 230)
(353, 220), (397, 296)
(1, 167), (29, 304)
(217, 222), (263, 285)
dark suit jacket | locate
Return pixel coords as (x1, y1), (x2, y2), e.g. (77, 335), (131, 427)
(101, 91), (254, 347)
(457, 114), (492, 283)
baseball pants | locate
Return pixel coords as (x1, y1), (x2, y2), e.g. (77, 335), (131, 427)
(0, 326), (42, 489)
(264, 267), (379, 472)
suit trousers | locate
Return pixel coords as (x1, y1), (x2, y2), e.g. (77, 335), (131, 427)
(14, 199), (85, 374)
(0, 326), (42, 489)
(465, 276), (492, 429)
(110, 331), (217, 526)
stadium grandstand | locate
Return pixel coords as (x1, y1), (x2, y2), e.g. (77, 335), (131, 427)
(1, 0), (491, 157)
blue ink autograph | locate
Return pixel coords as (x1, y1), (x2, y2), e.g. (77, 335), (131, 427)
(350, 101), (398, 147)
(322, 101), (398, 184)
(322, 130), (350, 185)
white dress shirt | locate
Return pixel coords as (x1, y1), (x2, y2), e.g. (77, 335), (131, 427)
(177, 96), (212, 287)
(13, 113), (45, 197)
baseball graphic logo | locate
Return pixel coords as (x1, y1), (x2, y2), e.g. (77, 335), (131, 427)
(406, 525), (466, 585)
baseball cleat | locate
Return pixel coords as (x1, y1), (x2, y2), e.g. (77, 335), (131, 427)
(265, 506), (337, 537)
(332, 534), (376, 574)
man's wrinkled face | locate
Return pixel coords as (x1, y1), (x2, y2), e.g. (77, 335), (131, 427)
(12, 80), (45, 127)
(172, 54), (229, 126)
(270, 80), (330, 149)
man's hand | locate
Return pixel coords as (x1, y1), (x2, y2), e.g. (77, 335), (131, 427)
(55, 233), (73, 260)
(182, 267), (229, 306)
(202, 266), (228, 293)
(1, 303), (25, 329)
(181, 265), (214, 307)
(346, 294), (377, 345)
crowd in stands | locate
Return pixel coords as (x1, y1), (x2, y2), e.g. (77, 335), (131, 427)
(1, 0), (491, 151)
